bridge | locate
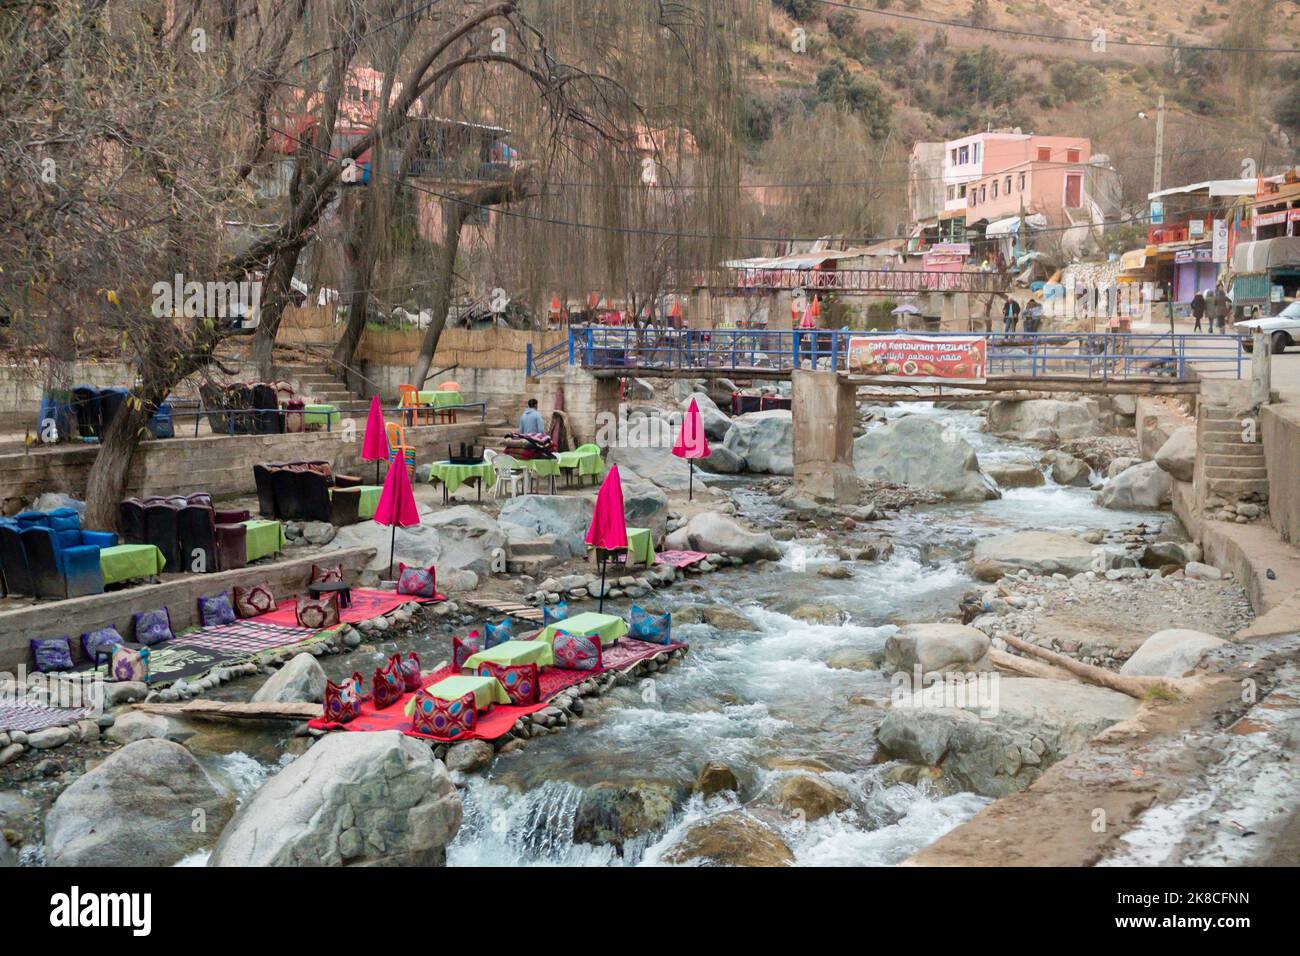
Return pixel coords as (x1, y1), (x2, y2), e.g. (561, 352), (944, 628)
(682, 267), (1013, 295)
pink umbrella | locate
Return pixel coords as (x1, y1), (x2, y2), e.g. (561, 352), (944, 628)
(361, 395), (390, 484)
(671, 398), (711, 501)
(373, 448), (421, 580)
(798, 299), (817, 329)
(584, 464), (628, 612)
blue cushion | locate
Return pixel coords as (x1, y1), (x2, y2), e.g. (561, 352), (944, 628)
(81, 627), (125, 663)
(543, 601), (568, 626)
(133, 608), (174, 645)
(629, 604), (672, 645)
(198, 592), (236, 627)
(31, 637), (74, 672)
(485, 618), (512, 649)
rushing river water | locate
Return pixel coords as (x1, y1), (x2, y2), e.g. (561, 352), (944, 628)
(183, 404), (1164, 867)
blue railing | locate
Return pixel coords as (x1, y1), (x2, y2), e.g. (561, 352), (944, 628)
(549, 326), (1244, 381)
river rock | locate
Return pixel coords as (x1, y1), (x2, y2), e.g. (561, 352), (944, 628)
(621, 478), (670, 537)
(826, 646), (883, 671)
(608, 445), (703, 492)
(1041, 450), (1091, 487)
(660, 811), (794, 867)
(573, 782), (681, 852)
(1098, 460), (1172, 510)
(663, 512), (780, 562)
(104, 711), (197, 745)
(1107, 456), (1142, 478)
(771, 774), (852, 821)
(684, 393), (732, 441)
(885, 623), (992, 677)
(1154, 426), (1196, 483)
(209, 731), (461, 867)
(696, 605), (758, 631)
(251, 652), (326, 705)
(1141, 540), (1202, 568)
(693, 762), (740, 798)
(33, 493), (85, 514)
(444, 740), (494, 773)
(853, 415), (999, 502)
(788, 603), (843, 625)
(987, 399), (1100, 443)
(1120, 629), (1227, 678)
(696, 444), (744, 474)
(498, 495), (594, 558)
(721, 410), (793, 475)
(326, 506), (504, 575)
(45, 739), (235, 866)
(982, 458), (1045, 488)
(968, 530), (1096, 580)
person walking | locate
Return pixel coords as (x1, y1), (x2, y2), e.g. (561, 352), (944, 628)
(1212, 282), (1230, 334)
(1190, 290), (1206, 332)
(1002, 296), (1021, 334)
(519, 398), (545, 434)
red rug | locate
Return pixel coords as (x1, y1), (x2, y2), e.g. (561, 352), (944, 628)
(252, 588), (434, 627)
(309, 637), (687, 743)
(655, 550), (710, 568)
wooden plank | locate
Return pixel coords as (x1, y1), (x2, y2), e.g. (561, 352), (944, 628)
(133, 700), (320, 721)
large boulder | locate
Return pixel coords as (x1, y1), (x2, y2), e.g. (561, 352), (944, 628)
(620, 477), (670, 537)
(1120, 629), (1227, 678)
(683, 393), (732, 441)
(252, 652), (326, 704)
(853, 416), (999, 501)
(1041, 450), (1092, 487)
(722, 410), (793, 475)
(607, 445), (702, 492)
(663, 511), (780, 562)
(573, 782), (681, 852)
(968, 530), (1096, 581)
(209, 731), (461, 867)
(876, 678), (1139, 798)
(982, 458), (1045, 489)
(1098, 460), (1173, 510)
(771, 774), (852, 821)
(498, 495), (593, 558)
(325, 506), (504, 575)
(660, 811), (794, 867)
(884, 623), (992, 677)
(1154, 426), (1196, 483)
(987, 399), (1100, 443)
(45, 739), (235, 867)
(696, 444), (744, 474)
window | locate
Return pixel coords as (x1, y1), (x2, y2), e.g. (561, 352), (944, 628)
(958, 183), (967, 198)
(958, 145), (969, 164)
(992, 180), (998, 199)
(980, 185), (986, 203)
(1037, 147), (1051, 162)
(951, 148), (958, 165)
(973, 143), (980, 163)
(947, 185), (955, 201)
(1067, 148), (1081, 163)
(1018, 172), (1026, 191)
(1005, 176), (1013, 193)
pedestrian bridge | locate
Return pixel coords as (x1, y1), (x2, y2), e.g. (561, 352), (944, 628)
(527, 326), (1245, 388)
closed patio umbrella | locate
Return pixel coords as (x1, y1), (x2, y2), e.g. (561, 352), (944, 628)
(361, 395), (390, 484)
(671, 398), (711, 501)
(373, 448), (420, 581)
(584, 465), (628, 613)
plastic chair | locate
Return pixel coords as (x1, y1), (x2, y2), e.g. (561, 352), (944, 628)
(386, 422), (416, 479)
(493, 454), (527, 499)
(437, 381), (460, 392)
(398, 384), (430, 427)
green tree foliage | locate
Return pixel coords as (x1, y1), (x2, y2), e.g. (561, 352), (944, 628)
(814, 59), (893, 138)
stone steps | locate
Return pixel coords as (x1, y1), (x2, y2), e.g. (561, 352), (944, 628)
(506, 554), (561, 576)
(1205, 464), (1270, 481)
(507, 537), (559, 558)
(1203, 439), (1265, 456)
(1205, 477), (1270, 496)
(1205, 452), (1266, 469)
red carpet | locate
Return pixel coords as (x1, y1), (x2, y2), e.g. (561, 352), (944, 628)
(655, 549), (709, 568)
(309, 637), (687, 743)
(253, 588), (435, 627)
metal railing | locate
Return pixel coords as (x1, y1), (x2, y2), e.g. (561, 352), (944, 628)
(157, 399), (487, 439)
(526, 339), (570, 378)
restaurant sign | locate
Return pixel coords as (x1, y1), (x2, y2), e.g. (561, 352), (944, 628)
(848, 335), (988, 384)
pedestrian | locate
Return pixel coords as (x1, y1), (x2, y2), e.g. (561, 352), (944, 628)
(1002, 296), (1021, 334)
(1212, 282), (1229, 334)
(519, 398), (545, 434)
(1190, 290), (1206, 332)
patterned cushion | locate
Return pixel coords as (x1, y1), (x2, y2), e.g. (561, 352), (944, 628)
(132, 608), (174, 646)
(30, 637), (73, 673)
(110, 645), (150, 683)
(452, 631), (483, 671)
(81, 627), (125, 664)
(232, 583), (276, 619)
(395, 652), (422, 692)
(396, 562), (437, 598)
(485, 618), (512, 649)
(323, 672), (364, 724)
(551, 630), (602, 671)
(543, 600), (568, 626)
(295, 592), (341, 630)
(476, 662), (538, 706)
(310, 563), (344, 584)
(629, 604), (673, 645)
(411, 689), (477, 740)
(197, 592), (236, 628)
(371, 656), (406, 710)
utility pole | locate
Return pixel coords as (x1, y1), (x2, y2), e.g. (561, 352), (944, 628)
(1153, 94), (1166, 194)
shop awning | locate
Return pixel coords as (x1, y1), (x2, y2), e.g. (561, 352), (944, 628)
(985, 213), (1048, 237)
(1147, 178), (1258, 200)
(1119, 247), (1149, 270)
(1232, 236), (1300, 272)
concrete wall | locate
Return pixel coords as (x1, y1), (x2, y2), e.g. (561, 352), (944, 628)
(0, 419), (485, 508)
(792, 369), (858, 501)
(532, 366), (619, 446)
(1262, 402), (1300, 545)
(0, 548), (375, 672)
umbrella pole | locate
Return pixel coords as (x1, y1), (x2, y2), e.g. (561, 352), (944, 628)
(376, 461), (380, 484)
(598, 552), (607, 614)
(388, 522), (396, 582)
(689, 458), (694, 501)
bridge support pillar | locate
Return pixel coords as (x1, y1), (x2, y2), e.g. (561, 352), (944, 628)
(792, 369), (859, 503)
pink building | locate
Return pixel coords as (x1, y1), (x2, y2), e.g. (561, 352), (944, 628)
(964, 149), (1092, 229)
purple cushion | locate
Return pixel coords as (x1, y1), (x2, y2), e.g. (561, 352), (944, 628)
(197, 592), (236, 628)
(31, 637), (73, 673)
(132, 608), (174, 646)
(81, 627), (125, 663)
(551, 630), (602, 671)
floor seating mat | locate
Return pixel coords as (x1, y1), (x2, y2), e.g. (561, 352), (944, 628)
(0, 703), (93, 733)
(654, 550), (710, 568)
(309, 637), (687, 743)
(252, 588), (433, 627)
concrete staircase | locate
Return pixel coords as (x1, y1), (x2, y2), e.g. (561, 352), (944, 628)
(505, 535), (562, 576)
(1201, 406), (1269, 500)
(275, 362), (365, 411)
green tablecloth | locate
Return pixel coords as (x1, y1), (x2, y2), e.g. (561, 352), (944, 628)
(626, 527), (655, 567)
(417, 390), (463, 408)
(407, 674), (510, 713)
(556, 450), (605, 478)
(243, 519), (285, 561)
(357, 485), (382, 519)
(520, 457), (562, 479)
(537, 611), (628, 648)
(428, 460), (496, 494)
(464, 640), (555, 671)
(99, 544), (165, 585)
(304, 404), (341, 428)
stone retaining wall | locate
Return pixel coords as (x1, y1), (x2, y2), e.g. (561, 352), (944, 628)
(1261, 402), (1300, 546)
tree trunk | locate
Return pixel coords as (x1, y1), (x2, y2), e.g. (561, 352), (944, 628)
(333, 207), (373, 372)
(998, 633), (1173, 700)
(250, 243), (304, 379)
(83, 396), (153, 533)
(411, 200), (470, 386)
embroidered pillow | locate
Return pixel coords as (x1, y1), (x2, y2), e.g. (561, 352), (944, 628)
(476, 661), (538, 706)
(630, 604), (673, 645)
(295, 592), (341, 630)
(371, 656), (406, 710)
(310, 563), (344, 585)
(198, 592), (236, 628)
(485, 618), (512, 649)
(323, 672), (364, 724)
(452, 631), (482, 671)
(411, 689), (477, 740)
(543, 600), (569, 626)
(132, 608), (174, 646)
(551, 630), (602, 672)
(396, 562), (437, 598)
(232, 583), (276, 619)
(395, 652), (422, 692)
(30, 637), (74, 673)
(110, 645), (150, 683)
(81, 627), (125, 664)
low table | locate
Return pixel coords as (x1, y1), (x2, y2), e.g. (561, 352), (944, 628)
(303, 404), (341, 430)
(519, 457), (562, 494)
(625, 527), (656, 567)
(427, 460), (496, 503)
(242, 519), (285, 562)
(99, 544), (166, 586)
(555, 450), (604, 486)
(308, 580), (353, 609)
(536, 611), (628, 648)
(463, 639), (555, 671)
(415, 674), (511, 712)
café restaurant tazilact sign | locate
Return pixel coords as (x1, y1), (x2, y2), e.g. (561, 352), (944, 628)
(848, 335), (988, 384)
